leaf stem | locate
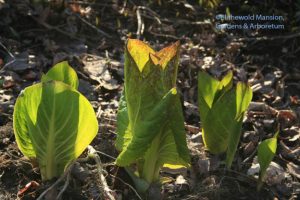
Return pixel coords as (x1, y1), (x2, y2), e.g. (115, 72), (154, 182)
(142, 133), (161, 184)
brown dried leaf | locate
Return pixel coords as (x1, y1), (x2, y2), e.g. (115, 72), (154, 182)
(17, 181), (40, 197)
(287, 162), (300, 179)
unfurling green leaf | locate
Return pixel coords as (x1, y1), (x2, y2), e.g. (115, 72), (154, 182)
(116, 39), (190, 192)
(257, 132), (278, 191)
(13, 63), (98, 181)
(198, 71), (252, 168)
(42, 61), (79, 89)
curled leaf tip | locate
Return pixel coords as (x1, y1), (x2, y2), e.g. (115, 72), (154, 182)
(127, 39), (155, 72)
(41, 61), (79, 89)
(151, 41), (180, 69)
(126, 39), (180, 72)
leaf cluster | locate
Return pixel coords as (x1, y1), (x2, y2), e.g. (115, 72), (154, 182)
(13, 61), (98, 180)
(198, 71), (252, 167)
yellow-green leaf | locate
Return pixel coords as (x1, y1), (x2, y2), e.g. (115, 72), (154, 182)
(257, 133), (278, 189)
(198, 71), (252, 168)
(126, 39), (155, 72)
(116, 39), (190, 189)
(13, 81), (98, 180)
(42, 61), (79, 89)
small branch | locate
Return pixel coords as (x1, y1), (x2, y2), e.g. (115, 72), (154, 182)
(0, 59), (16, 73)
(56, 168), (72, 200)
(176, 19), (213, 27)
(36, 177), (63, 200)
(37, 163), (74, 200)
(0, 171), (4, 178)
(31, 16), (83, 42)
(0, 41), (14, 58)
(136, 6), (144, 39)
(96, 105), (103, 118)
(248, 102), (278, 115)
(110, 174), (143, 200)
(242, 147), (258, 164)
(87, 145), (116, 200)
(0, 41), (16, 72)
(148, 31), (182, 40)
(138, 6), (161, 25)
(74, 14), (112, 38)
(119, 0), (127, 14)
(94, 150), (116, 160)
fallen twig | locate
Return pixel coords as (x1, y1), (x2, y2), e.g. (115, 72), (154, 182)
(74, 14), (112, 38)
(138, 6), (161, 25)
(148, 31), (182, 40)
(94, 150), (116, 160)
(87, 145), (116, 200)
(136, 6), (144, 39)
(185, 124), (200, 134)
(31, 16), (83, 42)
(56, 168), (72, 200)
(37, 163), (75, 200)
(248, 102), (278, 115)
(110, 173), (143, 200)
(0, 41), (16, 72)
(0, 41), (14, 58)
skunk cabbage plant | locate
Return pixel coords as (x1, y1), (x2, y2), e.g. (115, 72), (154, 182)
(198, 71), (252, 168)
(257, 132), (278, 190)
(41, 61), (79, 89)
(13, 61), (98, 180)
(116, 39), (190, 191)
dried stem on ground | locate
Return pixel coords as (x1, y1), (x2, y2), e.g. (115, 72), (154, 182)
(87, 145), (117, 200)
(36, 163), (75, 200)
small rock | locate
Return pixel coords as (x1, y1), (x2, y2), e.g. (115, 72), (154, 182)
(2, 138), (9, 145)
(175, 175), (188, 185)
(82, 56), (119, 90)
(197, 156), (220, 175)
(247, 162), (260, 177)
(247, 160), (286, 185)
(71, 162), (89, 182)
(7, 51), (36, 72)
(23, 70), (37, 80)
(287, 162), (300, 179)
(265, 162), (286, 185)
(263, 119), (275, 129)
(2, 79), (14, 89)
